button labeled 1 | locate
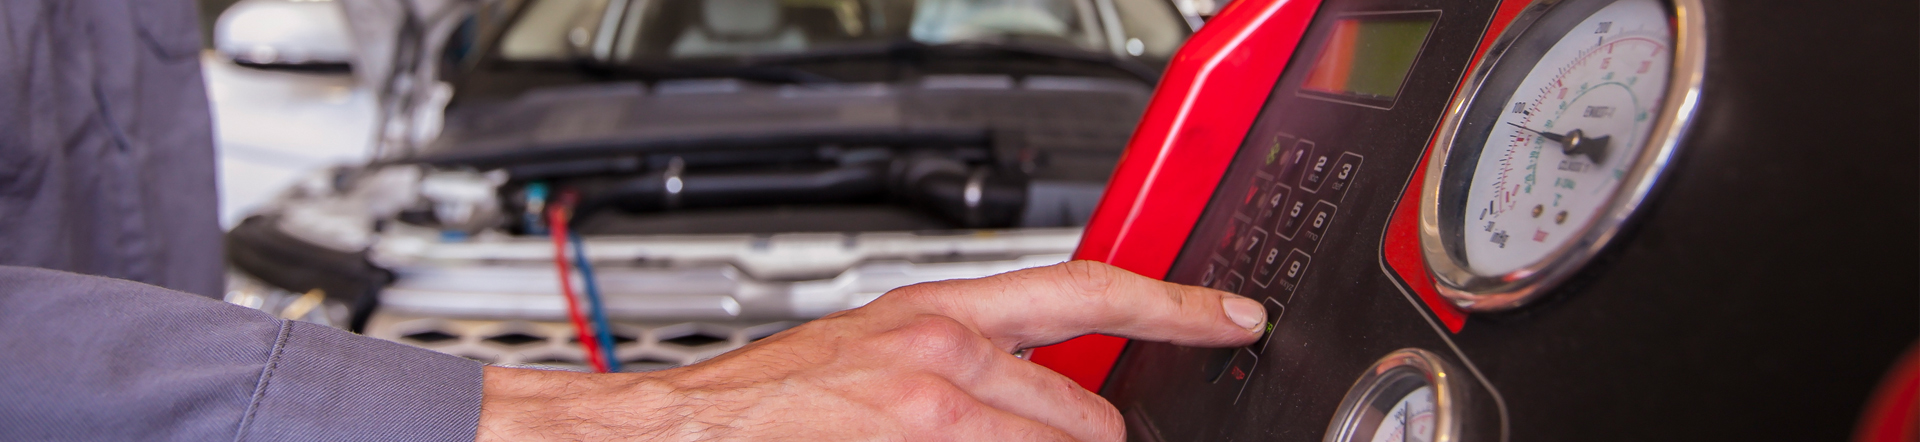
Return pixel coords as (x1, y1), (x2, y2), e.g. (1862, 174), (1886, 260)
(1278, 140), (1317, 183)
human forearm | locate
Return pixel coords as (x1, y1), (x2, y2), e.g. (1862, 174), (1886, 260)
(473, 261), (1264, 442)
(478, 367), (699, 441)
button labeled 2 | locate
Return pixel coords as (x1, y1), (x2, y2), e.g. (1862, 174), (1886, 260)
(1299, 150), (1334, 193)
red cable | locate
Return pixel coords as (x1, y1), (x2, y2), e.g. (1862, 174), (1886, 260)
(549, 201), (608, 373)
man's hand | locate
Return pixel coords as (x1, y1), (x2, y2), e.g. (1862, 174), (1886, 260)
(476, 260), (1268, 441)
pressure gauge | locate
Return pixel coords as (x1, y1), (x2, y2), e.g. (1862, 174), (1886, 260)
(1419, 0), (1705, 310)
(1325, 349), (1461, 442)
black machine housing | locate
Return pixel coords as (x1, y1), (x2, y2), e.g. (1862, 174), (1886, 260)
(1100, 0), (1917, 441)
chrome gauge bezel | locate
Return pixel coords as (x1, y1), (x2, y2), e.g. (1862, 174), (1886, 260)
(1323, 348), (1462, 442)
(1417, 0), (1706, 311)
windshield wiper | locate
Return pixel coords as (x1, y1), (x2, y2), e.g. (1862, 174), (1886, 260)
(574, 59), (836, 85)
(928, 41), (1162, 83)
(743, 40), (1162, 84)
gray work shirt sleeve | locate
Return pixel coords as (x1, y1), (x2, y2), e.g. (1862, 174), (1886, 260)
(0, 266), (483, 441)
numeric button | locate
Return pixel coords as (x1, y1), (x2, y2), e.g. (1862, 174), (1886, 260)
(1274, 249), (1312, 293)
(1217, 271), (1246, 294)
(1276, 199), (1309, 240)
(1302, 201), (1339, 245)
(1234, 228), (1269, 267)
(1252, 243), (1286, 288)
(1299, 150), (1334, 192)
(1255, 183), (1292, 227)
(1278, 139), (1317, 183)
(1326, 152), (1365, 197)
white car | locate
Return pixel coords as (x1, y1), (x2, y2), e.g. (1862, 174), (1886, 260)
(221, 0), (1193, 371)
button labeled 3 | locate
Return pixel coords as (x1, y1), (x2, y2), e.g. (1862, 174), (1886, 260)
(1326, 152), (1365, 197)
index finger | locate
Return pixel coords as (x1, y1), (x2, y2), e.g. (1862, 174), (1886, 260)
(881, 260), (1267, 351)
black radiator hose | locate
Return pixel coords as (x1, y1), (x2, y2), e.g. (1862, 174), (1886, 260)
(567, 157), (1027, 228)
(575, 162), (889, 213)
(894, 158), (1028, 228)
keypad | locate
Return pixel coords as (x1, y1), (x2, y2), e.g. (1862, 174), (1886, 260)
(1199, 137), (1362, 392)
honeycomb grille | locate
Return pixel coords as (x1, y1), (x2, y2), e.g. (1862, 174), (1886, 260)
(365, 313), (797, 372)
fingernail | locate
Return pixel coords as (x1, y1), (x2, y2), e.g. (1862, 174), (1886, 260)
(1222, 296), (1265, 332)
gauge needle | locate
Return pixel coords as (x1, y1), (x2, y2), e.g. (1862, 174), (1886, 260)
(1400, 407), (1410, 442)
(1507, 122), (1610, 163)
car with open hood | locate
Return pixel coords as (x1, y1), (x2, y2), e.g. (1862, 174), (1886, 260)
(223, 0), (1194, 371)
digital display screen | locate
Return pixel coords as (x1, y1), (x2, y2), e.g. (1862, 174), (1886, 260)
(1299, 12), (1438, 106)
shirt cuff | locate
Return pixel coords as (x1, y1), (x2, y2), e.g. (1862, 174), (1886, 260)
(237, 320), (484, 441)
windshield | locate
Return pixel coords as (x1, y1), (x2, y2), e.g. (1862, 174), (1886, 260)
(495, 0), (1188, 63)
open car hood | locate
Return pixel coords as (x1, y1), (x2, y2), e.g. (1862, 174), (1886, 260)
(420, 76), (1150, 183)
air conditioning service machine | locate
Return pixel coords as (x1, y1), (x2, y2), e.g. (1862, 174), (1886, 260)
(1025, 0), (1917, 440)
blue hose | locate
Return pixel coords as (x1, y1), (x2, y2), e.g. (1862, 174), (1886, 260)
(568, 232), (621, 372)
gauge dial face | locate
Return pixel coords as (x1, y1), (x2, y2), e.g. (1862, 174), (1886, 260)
(1457, 0), (1673, 275)
(1327, 351), (1456, 442)
(1367, 386), (1436, 442)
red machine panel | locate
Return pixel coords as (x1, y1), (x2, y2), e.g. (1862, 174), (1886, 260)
(1028, 0), (1326, 392)
(1031, 0), (1917, 440)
